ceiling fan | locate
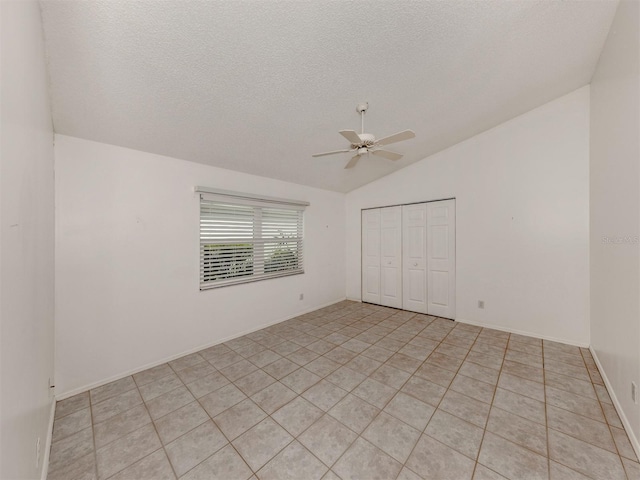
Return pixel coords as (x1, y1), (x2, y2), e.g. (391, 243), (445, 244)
(312, 102), (415, 169)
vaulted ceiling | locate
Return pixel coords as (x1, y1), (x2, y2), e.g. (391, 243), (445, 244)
(40, 0), (618, 192)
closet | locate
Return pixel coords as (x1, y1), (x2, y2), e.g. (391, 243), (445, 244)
(361, 199), (456, 319)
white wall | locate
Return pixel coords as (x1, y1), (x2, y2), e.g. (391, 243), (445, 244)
(346, 87), (590, 346)
(54, 136), (346, 396)
(0, 1), (56, 479)
(590, 0), (640, 452)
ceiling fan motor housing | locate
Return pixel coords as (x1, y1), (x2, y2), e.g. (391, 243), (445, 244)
(355, 133), (375, 148)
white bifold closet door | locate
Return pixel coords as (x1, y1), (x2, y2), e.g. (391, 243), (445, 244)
(362, 199), (456, 318)
(426, 199), (456, 319)
(379, 206), (402, 308)
(361, 209), (381, 305)
(402, 203), (428, 314)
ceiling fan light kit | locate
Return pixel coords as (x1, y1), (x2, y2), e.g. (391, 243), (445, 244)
(312, 102), (415, 169)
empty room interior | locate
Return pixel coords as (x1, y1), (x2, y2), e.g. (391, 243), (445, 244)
(2, 0), (640, 479)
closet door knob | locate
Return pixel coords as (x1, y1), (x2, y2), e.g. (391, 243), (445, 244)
(414, 262), (418, 267)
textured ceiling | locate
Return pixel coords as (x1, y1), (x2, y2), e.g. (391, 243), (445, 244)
(40, 0), (617, 192)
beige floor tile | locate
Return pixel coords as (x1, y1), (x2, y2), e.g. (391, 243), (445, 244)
(333, 438), (402, 480)
(232, 418), (293, 471)
(213, 398), (267, 440)
(55, 392), (91, 420)
(401, 375), (447, 406)
(108, 448), (175, 480)
(459, 361), (500, 385)
(251, 381), (297, 414)
(302, 379), (348, 411)
(325, 365), (366, 391)
(90, 377), (137, 405)
(133, 363), (173, 387)
(305, 356), (341, 377)
(492, 388), (546, 425)
(92, 388), (143, 424)
(362, 412), (421, 463)
(48, 427), (95, 475)
(272, 397), (324, 437)
(500, 360), (543, 383)
(545, 385), (604, 423)
(165, 421), (228, 476)
(473, 464), (508, 479)
(168, 352), (205, 372)
(299, 414), (357, 466)
(611, 426), (639, 461)
(370, 364), (411, 389)
(257, 441), (327, 480)
(383, 392), (435, 431)
(155, 401), (209, 444)
(93, 404), (151, 449)
(138, 373), (183, 402)
(622, 458), (640, 480)
(176, 362), (217, 385)
(547, 404), (616, 453)
(280, 368), (322, 394)
(548, 461), (592, 479)
(198, 383), (246, 417)
(352, 378), (397, 408)
(478, 432), (548, 480)
(425, 409), (484, 460)
(486, 407), (547, 456)
(186, 371), (230, 398)
(406, 434), (475, 480)
(328, 394), (380, 434)
(47, 452), (96, 480)
(52, 407), (92, 443)
(498, 372), (545, 402)
(145, 386), (194, 420)
(180, 444), (252, 480)
(218, 359), (258, 382)
(548, 429), (626, 479)
(247, 349), (282, 368)
(95, 424), (161, 479)
(324, 346), (358, 364)
(439, 389), (491, 428)
(451, 374), (496, 404)
(601, 402), (623, 428)
(544, 371), (596, 399)
(344, 355), (383, 375)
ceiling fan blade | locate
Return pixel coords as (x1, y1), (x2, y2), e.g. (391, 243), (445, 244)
(312, 149), (353, 157)
(376, 130), (415, 146)
(344, 155), (360, 169)
(371, 149), (403, 161)
(339, 130), (362, 144)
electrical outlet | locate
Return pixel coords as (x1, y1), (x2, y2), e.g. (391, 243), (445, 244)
(478, 300), (485, 309)
(35, 437), (40, 468)
(632, 382), (638, 404)
(299, 293), (304, 300)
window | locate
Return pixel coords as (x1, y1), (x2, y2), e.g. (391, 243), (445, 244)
(198, 188), (307, 289)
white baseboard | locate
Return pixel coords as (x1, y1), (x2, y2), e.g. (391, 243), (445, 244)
(55, 297), (346, 400)
(455, 317), (589, 348)
(589, 346), (640, 461)
(40, 397), (56, 480)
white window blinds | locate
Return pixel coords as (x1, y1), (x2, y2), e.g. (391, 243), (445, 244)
(198, 188), (307, 289)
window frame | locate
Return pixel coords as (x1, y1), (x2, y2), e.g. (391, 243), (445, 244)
(197, 187), (308, 290)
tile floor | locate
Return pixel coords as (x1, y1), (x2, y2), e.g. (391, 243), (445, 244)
(48, 301), (640, 480)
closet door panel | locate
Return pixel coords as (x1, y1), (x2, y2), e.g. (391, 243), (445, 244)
(427, 200), (456, 319)
(402, 203), (428, 313)
(380, 206), (402, 308)
(361, 209), (381, 304)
